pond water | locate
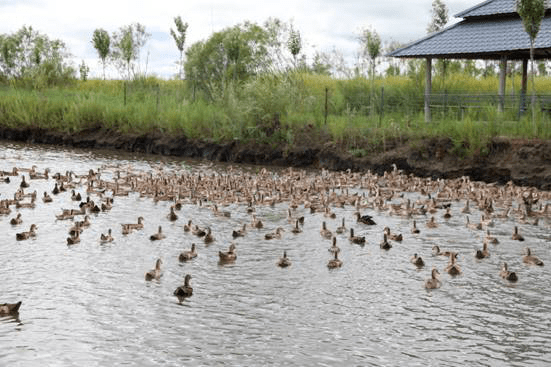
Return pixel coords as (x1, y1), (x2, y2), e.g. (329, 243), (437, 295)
(0, 142), (550, 366)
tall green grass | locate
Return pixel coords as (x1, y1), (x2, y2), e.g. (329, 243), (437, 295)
(1, 72), (551, 156)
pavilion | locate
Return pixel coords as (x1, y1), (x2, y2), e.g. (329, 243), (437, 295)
(388, 0), (551, 121)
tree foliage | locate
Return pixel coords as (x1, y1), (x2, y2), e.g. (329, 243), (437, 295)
(359, 26), (381, 78)
(287, 25), (302, 67)
(170, 16), (188, 79)
(111, 23), (151, 80)
(0, 25), (74, 87)
(92, 28), (110, 80)
(184, 21), (273, 99)
(427, 0), (449, 33)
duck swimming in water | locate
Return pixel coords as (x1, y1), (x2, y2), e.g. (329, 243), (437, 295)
(522, 248), (544, 266)
(0, 301), (22, 316)
(499, 262), (518, 282)
(277, 251), (291, 267)
(356, 212), (376, 225)
(424, 268), (441, 289)
(145, 259), (163, 281)
(173, 274), (193, 303)
(179, 243), (197, 262)
(445, 252), (462, 276)
(327, 251), (343, 269)
(219, 243), (237, 263)
(410, 253), (424, 268)
(149, 226), (166, 241)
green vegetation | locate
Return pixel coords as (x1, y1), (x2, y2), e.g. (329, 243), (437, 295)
(1, 72), (551, 158)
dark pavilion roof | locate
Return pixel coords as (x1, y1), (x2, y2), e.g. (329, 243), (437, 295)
(389, 0), (551, 60)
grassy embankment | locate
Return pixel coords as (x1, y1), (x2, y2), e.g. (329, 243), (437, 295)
(1, 72), (551, 157)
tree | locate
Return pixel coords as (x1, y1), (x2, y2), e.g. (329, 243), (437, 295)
(92, 28), (110, 80)
(184, 21), (271, 99)
(427, 0), (449, 33)
(79, 60), (90, 81)
(287, 25), (302, 68)
(0, 26), (74, 86)
(517, 0), (545, 115)
(359, 26), (381, 79)
(427, 0), (450, 79)
(111, 23), (151, 80)
(170, 16), (188, 79)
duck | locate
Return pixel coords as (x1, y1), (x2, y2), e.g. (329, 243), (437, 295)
(465, 216), (482, 230)
(67, 231), (80, 245)
(411, 220), (420, 234)
(179, 243), (197, 261)
(335, 218), (346, 234)
(379, 233), (392, 250)
(424, 268), (441, 289)
(15, 196), (36, 209)
(20, 175), (29, 188)
(384, 226), (402, 242)
(213, 204), (231, 218)
(426, 216), (438, 228)
(150, 226), (166, 241)
(71, 190), (82, 201)
(511, 226), (524, 241)
(290, 219), (302, 234)
(232, 223), (247, 238)
(52, 182), (60, 195)
(356, 212), (376, 225)
(68, 222), (83, 237)
(475, 242), (490, 259)
(323, 234), (339, 252)
(320, 221), (333, 239)
(145, 259), (163, 281)
(461, 199), (471, 214)
(277, 250), (292, 267)
(173, 274), (193, 303)
(522, 248), (544, 266)
(432, 245), (452, 257)
(167, 206), (178, 221)
(219, 243), (237, 263)
(410, 253), (424, 268)
(42, 192), (53, 203)
(483, 229), (499, 245)
(327, 251), (343, 269)
(203, 227), (215, 244)
(442, 207), (452, 219)
(183, 220), (193, 232)
(192, 225), (206, 237)
(100, 229), (114, 243)
(265, 227), (284, 240)
(0, 301), (22, 316)
(499, 262), (518, 282)
(16, 224), (37, 241)
(349, 228), (366, 245)
(121, 216), (144, 234)
(251, 214), (263, 229)
(445, 252), (462, 276)
(10, 213), (22, 225)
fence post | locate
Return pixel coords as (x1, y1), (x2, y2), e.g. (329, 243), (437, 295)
(379, 86), (384, 126)
(123, 81), (127, 106)
(325, 87), (328, 125)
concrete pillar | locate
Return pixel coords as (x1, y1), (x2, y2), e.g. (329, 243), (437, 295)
(425, 58), (432, 123)
(498, 55), (507, 113)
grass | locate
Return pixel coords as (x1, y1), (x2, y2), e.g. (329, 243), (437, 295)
(1, 72), (551, 157)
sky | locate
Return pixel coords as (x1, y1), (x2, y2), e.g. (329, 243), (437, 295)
(0, 0), (480, 79)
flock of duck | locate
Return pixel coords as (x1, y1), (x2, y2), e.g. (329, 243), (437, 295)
(1, 162), (549, 316)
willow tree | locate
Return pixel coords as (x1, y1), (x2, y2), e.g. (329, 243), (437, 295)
(170, 16), (188, 79)
(517, 0), (546, 117)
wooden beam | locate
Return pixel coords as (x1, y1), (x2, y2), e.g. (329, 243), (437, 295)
(498, 55), (507, 113)
(425, 58), (432, 123)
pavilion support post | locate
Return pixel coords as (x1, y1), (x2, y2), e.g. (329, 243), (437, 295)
(425, 57), (432, 123)
(498, 56), (507, 113)
(520, 58), (528, 115)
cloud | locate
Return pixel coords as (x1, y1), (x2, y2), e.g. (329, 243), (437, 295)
(0, 0), (479, 78)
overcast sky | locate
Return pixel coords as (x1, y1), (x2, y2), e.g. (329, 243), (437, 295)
(0, 0), (479, 78)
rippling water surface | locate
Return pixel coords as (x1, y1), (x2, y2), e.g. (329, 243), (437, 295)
(1, 142), (550, 366)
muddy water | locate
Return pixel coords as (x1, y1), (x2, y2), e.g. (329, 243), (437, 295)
(0, 142), (550, 366)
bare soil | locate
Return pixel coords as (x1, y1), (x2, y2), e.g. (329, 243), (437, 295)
(1, 126), (551, 190)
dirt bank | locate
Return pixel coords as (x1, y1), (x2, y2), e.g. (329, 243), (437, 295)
(1, 126), (551, 190)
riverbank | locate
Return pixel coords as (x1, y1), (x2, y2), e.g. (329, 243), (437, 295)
(1, 125), (550, 190)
